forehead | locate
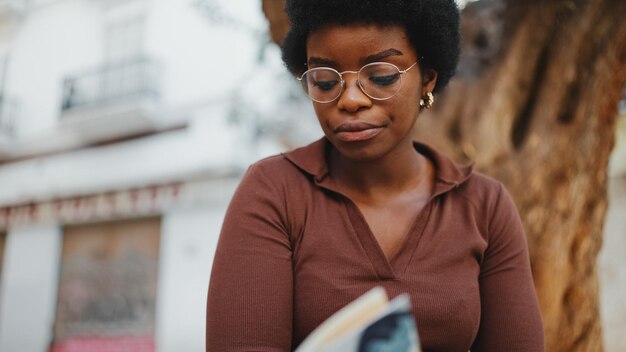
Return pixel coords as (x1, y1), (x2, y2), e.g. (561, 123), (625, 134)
(306, 24), (415, 65)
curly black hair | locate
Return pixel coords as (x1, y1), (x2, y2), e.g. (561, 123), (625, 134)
(281, 0), (460, 94)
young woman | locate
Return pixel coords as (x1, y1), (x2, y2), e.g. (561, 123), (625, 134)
(206, 1), (544, 351)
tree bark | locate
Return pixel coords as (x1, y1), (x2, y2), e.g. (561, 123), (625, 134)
(261, 0), (626, 350)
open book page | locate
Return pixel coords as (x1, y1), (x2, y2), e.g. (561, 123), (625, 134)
(295, 287), (421, 352)
(322, 294), (421, 352)
(295, 287), (389, 352)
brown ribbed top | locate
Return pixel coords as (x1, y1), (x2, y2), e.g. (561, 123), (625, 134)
(206, 138), (544, 352)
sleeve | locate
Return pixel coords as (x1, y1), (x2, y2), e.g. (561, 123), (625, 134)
(471, 183), (545, 352)
(206, 162), (293, 352)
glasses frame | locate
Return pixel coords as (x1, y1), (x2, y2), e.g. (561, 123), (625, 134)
(297, 61), (419, 103)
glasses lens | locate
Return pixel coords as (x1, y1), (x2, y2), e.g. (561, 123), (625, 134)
(300, 68), (342, 103)
(358, 63), (403, 100)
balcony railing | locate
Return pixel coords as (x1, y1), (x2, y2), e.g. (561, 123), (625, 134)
(61, 58), (160, 113)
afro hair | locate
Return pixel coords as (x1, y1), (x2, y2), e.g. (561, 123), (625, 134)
(281, 0), (460, 93)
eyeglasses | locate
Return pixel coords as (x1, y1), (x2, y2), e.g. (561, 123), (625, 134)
(297, 61), (418, 103)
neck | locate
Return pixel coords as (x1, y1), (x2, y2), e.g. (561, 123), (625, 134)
(329, 137), (430, 199)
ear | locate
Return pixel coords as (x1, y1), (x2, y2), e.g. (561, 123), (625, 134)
(421, 68), (438, 93)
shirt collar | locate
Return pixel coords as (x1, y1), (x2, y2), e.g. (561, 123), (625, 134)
(281, 137), (473, 198)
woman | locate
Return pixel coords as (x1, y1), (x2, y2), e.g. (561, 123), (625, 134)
(206, 0), (544, 351)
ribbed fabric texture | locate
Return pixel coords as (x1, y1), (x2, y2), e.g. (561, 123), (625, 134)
(206, 138), (544, 352)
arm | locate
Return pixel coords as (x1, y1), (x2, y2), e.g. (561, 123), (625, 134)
(206, 162), (293, 351)
(471, 183), (544, 352)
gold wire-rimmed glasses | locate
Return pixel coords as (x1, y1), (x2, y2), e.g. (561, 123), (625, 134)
(297, 61), (418, 103)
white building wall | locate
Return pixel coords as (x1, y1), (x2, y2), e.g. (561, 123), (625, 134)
(3, 0), (274, 159)
(9, 0), (104, 139)
(157, 203), (230, 352)
(146, 0), (265, 108)
(0, 0), (275, 205)
(0, 0), (269, 350)
(0, 105), (242, 207)
(0, 224), (62, 352)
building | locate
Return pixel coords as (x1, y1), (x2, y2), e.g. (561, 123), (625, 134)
(0, 0), (311, 351)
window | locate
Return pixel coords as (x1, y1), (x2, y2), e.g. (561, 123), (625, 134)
(51, 217), (160, 352)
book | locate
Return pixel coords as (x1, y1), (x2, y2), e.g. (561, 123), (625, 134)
(295, 287), (422, 352)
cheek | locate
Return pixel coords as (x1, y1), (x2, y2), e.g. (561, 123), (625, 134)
(406, 80), (423, 102)
(389, 89), (420, 119)
(403, 83), (423, 114)
(391, 106), (419, 129)
(312, 103), (332, 130)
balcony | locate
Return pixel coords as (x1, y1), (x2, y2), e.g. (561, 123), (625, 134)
(0, 95), (16, 156)
(59, 57), (163, 143)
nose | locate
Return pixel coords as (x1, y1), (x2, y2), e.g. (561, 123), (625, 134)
(336, 75), (372, 112)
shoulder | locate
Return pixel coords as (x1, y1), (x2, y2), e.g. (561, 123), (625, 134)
(455, 170), (506, 212)
(249, 138), (326, 176)
(243, 138), (327, 187)
(460, 172), (525, 247)
(235, 146), (322, 206)
(231, 148), (322, 239)
(248, 154), (299, 176)
(454, 171), (524, 241)
(464, 171), (504, 195)
(235, 154), (306, 196)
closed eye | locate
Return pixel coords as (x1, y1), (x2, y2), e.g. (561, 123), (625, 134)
(369, 73), (400, 86)
(313, 80), (340, 91)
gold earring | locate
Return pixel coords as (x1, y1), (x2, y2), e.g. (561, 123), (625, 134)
(419, 92), (434, 109)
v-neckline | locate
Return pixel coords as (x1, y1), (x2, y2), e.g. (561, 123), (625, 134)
(280, 138), (474, 278)
(344, 197), (434, 280)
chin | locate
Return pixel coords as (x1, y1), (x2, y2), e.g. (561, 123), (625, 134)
(330, 138), (392, 163)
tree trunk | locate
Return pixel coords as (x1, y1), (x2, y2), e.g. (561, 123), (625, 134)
(261, 0), (626, 350)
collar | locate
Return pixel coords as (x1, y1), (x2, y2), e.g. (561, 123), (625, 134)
(281, 137), (474, 198)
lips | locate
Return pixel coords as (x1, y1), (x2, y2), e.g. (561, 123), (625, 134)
(334, 121), (385, 142)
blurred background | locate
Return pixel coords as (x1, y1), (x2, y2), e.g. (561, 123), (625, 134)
(0, 0), (623, 351)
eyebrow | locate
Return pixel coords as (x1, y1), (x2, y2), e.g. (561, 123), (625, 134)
(307, 48), (404, 68)
(307, 57), (337, 67)
(364, 48), (404, 63)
